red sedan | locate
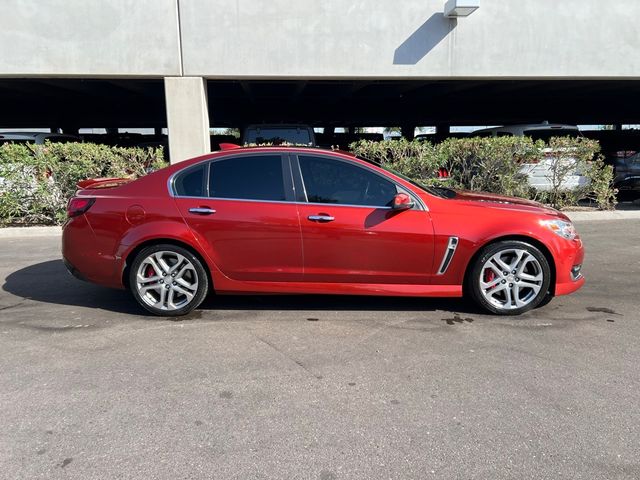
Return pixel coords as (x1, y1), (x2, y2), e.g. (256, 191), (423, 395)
(62, 146), (584, 316)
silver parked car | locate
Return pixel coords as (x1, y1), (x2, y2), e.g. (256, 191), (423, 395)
(0, 131), (80, 145)
(471, 123), (589, 191)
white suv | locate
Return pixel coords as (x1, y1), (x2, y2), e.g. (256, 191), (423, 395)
(471, 123), (589, 191)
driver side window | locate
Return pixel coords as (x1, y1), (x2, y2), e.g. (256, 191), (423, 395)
(298, 155), (397, 207)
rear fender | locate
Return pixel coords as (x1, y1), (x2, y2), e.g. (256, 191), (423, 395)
(115, 220), (229, 287)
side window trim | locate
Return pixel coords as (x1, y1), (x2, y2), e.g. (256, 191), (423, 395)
(291, 153), (424, 210)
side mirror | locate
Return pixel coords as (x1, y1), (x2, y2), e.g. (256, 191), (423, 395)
(392, 192), (414, 211)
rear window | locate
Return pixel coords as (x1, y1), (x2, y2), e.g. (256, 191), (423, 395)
(173, 164), (206, 197)
(244, 127), (312, 145)
(209, 154), (285, 201)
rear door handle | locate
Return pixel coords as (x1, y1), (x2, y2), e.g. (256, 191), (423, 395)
(189, 207), (216, 215)
(308, 215), (335, 222)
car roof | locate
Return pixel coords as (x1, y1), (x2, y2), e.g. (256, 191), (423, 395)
(167, 146), (360, 175)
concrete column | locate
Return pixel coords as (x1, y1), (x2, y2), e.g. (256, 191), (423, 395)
(164, 77), (210, 164)
(401, 125), (416, 141)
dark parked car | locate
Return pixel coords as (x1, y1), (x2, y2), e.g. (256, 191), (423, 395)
(611, 151), (640, 200)
(242, 124), (316, 146)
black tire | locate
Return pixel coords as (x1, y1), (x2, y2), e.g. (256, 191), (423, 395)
(467, 240), (552, 316)
(129, 244), (209, 316)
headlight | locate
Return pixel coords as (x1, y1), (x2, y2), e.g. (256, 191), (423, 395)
(541, 219), (577, 240)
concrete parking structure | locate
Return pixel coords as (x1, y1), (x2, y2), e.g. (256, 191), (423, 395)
(2, 1), (640, 161)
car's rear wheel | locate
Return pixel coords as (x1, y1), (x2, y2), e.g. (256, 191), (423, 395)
(129, 244), (209, 316)
(468, 240), (551, 315)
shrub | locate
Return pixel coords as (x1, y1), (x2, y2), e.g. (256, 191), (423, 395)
(350, 138), (446, 187)
(0, 142), (166, 226)
(350, 136), (616, 210)
(530, 136), (615, 210)
(435, 136), (537, 199)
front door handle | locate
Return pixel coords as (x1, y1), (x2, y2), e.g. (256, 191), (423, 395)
(189, 207), (216, 215)
(308, 214), (335, 222)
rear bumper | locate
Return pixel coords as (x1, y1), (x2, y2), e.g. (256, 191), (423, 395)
(62, 215), (125, 289)
(62, 257), (88, 282)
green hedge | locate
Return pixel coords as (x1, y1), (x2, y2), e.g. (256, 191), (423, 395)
(350, 136), (616, 210)
(0, 137), (616, 226)
(0, 142), (166, 226)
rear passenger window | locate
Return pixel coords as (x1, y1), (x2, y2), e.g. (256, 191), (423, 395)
(209, 155), (285, 201)
(174, 164), (206, 197)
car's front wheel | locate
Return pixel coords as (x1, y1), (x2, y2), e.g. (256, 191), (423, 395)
(468, 240), (551, 315)
(129, 244), (209, 316)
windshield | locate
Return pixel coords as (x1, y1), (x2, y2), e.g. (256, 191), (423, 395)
(356, 155), (456, 199)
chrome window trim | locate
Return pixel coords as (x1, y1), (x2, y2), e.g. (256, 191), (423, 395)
(437, 236), (459, 275)
(167, 149), (428, 212)
(170, 194), (394, 210)
(168, 151), (288, 200)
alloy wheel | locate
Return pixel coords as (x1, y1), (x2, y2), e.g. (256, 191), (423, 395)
(135, 251), (199, 311)
(478, 248), (544, 311)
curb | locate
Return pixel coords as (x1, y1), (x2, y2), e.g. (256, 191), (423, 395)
(0, 226), (62, 238)
(565, 210), (640, 222)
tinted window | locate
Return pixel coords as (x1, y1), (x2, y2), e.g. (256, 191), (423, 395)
(244, 128), (312, 145)
(174, 164), (206, 197)
(299, 155), (397, 207)
(209, 155), (285, 201)
(627, 152), (640, 167)
(471, 131), (493, 138)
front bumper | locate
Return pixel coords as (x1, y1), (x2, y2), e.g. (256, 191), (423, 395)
(553, 237), (585, 296)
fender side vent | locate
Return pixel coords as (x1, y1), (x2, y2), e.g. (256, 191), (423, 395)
(437, 236), (459, 275)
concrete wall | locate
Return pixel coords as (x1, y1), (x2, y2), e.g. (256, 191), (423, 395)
(182, 0), (640, 78)
(2, 0), (638, 79)
(0, 0), (181, 76)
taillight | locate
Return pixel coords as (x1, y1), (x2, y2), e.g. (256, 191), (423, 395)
(437, 168), (450, 178)
(67, 197), (95, 217)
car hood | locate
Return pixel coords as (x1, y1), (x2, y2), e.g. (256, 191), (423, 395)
(450, 189), (569, 219)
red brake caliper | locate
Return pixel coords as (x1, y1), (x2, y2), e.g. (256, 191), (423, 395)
(484, 269), (496, 289)
(145, 265), (155, 278)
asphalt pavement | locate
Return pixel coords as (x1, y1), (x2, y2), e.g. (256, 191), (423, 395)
(1, 220), (639, 480)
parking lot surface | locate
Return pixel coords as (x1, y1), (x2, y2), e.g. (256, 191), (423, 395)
(1, 220), (639, 480)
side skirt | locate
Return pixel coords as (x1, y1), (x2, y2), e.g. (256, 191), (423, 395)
(213, 280), (462, 297)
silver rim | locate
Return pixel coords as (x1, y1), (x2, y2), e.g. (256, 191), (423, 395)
(135, 251), (199, 311)
(479, 248), (544, 311)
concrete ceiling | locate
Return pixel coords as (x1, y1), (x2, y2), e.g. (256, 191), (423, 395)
(0, 79), (639, 129)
